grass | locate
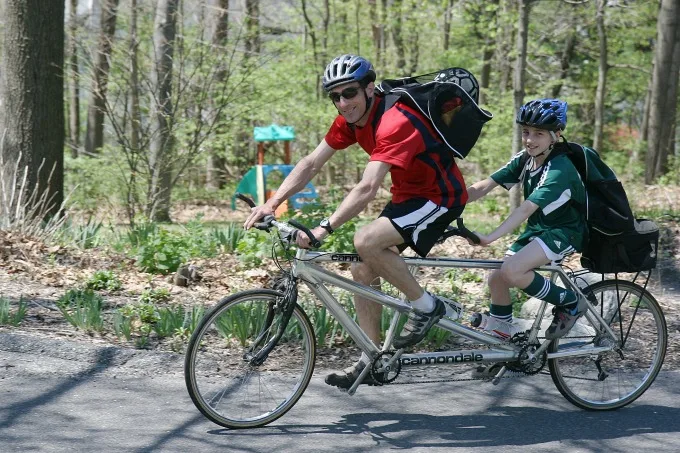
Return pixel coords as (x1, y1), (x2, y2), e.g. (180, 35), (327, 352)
(56, 289), (104, 332)
(0, 297), (27, 326)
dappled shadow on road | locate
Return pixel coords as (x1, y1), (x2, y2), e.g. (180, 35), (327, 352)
(205, 404), (680, 449)
(0, 340), (127, 429)
(0, 346), (120, 430)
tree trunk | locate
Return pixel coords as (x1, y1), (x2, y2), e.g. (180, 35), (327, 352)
(206, 0), (229, 191)
(126, 0), (142, 222)
(655, 24), (680, 177)
(368, 0), (383, 67)
(391, 0), (406, 72)
(645, 0), (680, 184)
(0, 0), (65, 222)
(443, 0), (453, 51)
(496, 0), (515, 94)
(147, 0), (179, 222)
(84, 0), (120, 156)
(68, 0), (81, 158)
(551, 31), (576, 98)
(479, 42), (494, 106)
(407, 1), (419, 76)
(244, 0), (260, 57)
(592, 0), (607, 152)
(510, 0), (532, 210)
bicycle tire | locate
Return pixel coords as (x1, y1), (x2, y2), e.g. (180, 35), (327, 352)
(185, 289), (316, 429)
(548, 280), (667, 410)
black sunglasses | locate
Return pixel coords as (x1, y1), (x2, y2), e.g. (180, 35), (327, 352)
(328, 86), (361, 103)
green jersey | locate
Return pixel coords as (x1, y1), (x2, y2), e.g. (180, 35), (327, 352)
(491, 150), (587, 250)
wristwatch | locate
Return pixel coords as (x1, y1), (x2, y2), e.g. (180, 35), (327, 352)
(319, 218), (334, 235)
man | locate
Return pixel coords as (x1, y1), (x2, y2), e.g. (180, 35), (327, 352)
(244, 54), (471, 389)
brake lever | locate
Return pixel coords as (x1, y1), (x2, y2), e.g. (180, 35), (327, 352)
(254, 215), (275, 232)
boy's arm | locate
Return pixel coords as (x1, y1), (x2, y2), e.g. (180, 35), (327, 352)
(466, 177), (499, 203)
(477, 199), (539, 245)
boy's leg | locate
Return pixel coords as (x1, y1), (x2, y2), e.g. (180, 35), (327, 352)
(502, 238), (587, 339)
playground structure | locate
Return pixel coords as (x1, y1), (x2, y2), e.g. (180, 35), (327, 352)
(232, 124), (318, 215)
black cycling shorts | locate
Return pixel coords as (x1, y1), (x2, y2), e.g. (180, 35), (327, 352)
(380, 198), (464, 257)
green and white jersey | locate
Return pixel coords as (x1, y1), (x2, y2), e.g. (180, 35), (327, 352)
(491, 150), (587, 249)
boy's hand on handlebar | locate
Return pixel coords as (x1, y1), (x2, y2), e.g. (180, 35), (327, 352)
(467, 231), (493, 247)
(296, 226), (327, 249)
(244, 204), (275, 230)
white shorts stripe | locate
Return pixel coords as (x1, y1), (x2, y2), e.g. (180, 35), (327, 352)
(391, 201), (449, 245)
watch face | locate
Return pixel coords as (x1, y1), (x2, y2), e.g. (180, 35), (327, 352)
(320, 218), (332, 232)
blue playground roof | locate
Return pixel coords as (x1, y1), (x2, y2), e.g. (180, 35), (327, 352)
(253, 124), (295, 142)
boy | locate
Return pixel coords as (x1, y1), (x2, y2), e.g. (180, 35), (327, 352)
(465, 98), (588, 340)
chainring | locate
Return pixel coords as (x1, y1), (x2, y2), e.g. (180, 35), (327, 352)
(506, 332), (546, 375)
(371, 351), (402, 384)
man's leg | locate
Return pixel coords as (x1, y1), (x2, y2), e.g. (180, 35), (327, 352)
(324, 250), (395, 389)
(354, 217), (423, 300)
(350, 262), (383, 345)
(354, 218), (447, 348)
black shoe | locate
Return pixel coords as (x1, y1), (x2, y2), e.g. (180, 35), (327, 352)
(471, 362), (506, 380)
(545, 296), (588, 340)
(393, 297), (446, 349)
(325, 360), (384, 389)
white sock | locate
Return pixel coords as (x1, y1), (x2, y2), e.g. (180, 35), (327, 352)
(410, 291), (435, 313)
(360, 352), (371, 365)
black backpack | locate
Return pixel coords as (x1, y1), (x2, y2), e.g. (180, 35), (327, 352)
(520, 142), (658, 273)
(374, 68), (493, 159)
(519, 141), (634, 235)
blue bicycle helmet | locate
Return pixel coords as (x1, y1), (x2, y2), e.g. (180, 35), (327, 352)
(322, 54), (376, 91)
(516, 99), (567, 131)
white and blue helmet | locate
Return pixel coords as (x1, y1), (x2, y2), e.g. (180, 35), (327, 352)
(516, 99), (568, 131)
(322, 54), (376, 92)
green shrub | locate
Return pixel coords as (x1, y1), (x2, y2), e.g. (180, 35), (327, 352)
(154, 305), (186, 338)
(0, 297), (27, 326)
(135, 229), (192, 274)
(112, 312), (133, 340)
(211, 223), (246, 253)
(139, 288), (171, 305)
(56, 289), (104, 332)
(57, 218), (104, 249)
(132, 216), (230, 274)
(85, 270), (122, 292)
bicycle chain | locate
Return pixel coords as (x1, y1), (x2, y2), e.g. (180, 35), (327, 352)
(368, 334), (597, 386)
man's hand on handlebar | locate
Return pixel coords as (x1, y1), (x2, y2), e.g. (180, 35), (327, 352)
(244, 202), (276, 230)
(296, 226), (328, 249)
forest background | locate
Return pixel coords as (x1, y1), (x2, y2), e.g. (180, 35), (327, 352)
(0, 0), (679, 353)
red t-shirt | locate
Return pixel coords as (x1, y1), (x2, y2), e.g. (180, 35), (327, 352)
(324, 97), (467, 208)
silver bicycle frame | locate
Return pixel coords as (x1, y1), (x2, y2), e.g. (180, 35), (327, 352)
(292, 248), (618, 392)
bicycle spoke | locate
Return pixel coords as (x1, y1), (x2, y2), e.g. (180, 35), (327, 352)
(548, 280), (666, 410)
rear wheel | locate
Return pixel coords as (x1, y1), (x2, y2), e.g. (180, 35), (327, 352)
(185, 290), (316, 428)
(549, 280), (667, 410)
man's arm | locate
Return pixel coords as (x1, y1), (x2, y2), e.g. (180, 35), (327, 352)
(296, 160), (391, 247)
(329, 160), (391, 228)
(244, 139), (336, 229)
(466, 177), (499, 203)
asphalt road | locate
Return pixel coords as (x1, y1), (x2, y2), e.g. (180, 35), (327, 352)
(1, 333), (679, 453)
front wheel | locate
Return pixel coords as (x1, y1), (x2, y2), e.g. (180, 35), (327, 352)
(549, 280), (667, 410)
(184, 289), (316, 429)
